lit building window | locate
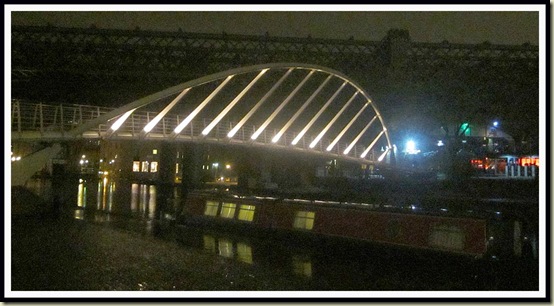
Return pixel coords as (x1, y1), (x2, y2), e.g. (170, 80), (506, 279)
(220, 202), (237, 219)
(293, 211), (315, 230)
(150, 161), (158, 172)
(141, 161), (149, 172)
(204, 200), (219, 216)
(133, 161), (141, 172)
(153, 149), (158, 155)
(175, 163), (180, 174)
(237, 205), (256, 222)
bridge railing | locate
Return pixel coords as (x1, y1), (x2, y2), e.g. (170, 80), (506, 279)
(12, 101), (380, 163)
(11, 100), (114, 135)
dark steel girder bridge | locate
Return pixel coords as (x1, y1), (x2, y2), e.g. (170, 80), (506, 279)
(10, 26), (539, 186)
(11, 26), (538, 106)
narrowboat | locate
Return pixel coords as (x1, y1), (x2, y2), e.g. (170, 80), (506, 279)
(179, 190), (537, 260)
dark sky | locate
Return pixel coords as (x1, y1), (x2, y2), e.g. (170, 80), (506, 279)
(10, 9), (539, 45)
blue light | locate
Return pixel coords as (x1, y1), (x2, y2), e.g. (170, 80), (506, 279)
(405, 140), (420, 154)
(493, 121), (499, 127)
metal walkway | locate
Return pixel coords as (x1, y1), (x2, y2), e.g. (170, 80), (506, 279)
(12, 63), (394, 164)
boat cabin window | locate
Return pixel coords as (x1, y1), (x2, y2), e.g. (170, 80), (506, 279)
(293, 211), (315, 230)
(204, 200), (220, 216)
(428, 224), (465, 250)
(238, 205), (256, 222)
(220, 202), (237, 219)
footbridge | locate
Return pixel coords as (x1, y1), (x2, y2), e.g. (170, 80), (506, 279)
(11, 63), (394, 185)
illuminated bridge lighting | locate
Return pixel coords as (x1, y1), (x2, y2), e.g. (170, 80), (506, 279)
(343, 115), (377, 155)
(202, 69), (267, 136)
(309, 91), (358, 149)
(272, 74), (332, 144)
(228, 68), (294, 138)
(174, 75), (234, 135)
(292, 82), (347, 146)
(252, 70), (315, 141)
(21, 63), (392, 167)
(377, 147), (390, 162)
(326, 103), (368, 152)
(110, 108), (137, 131)
(143, 88), (190, 133)
(360, 129), (386, 159)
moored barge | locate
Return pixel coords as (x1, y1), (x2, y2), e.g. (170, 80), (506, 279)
(180, 190), (536, 260)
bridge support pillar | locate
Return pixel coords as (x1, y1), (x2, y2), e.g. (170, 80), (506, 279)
(179, 144), (204, 191)
(383, 29), (411, 75)
(155, 141), (176, 219)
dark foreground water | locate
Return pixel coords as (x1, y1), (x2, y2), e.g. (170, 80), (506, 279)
(10, 177), (539, 294)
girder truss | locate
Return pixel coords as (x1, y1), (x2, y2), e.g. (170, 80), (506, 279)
(11, 25), (537, 82)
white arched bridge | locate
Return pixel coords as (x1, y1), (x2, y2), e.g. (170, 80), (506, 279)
(12, 63), (394, 185)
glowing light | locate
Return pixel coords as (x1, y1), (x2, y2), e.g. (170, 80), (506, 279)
(202, 69), (267, 136)
(110, 109), (136, 131)
(253, 70), (315, 141)
(291, 82), (347, 146)
(326, 103), (368, 151)
(174, 75), (234, 134)
(226, 164), (231, 169)
(405, 140), (420, 154)
(493, 121), (499, 127)
(228, 68), (294, 138)
(377, 147), (389, 162)
(272, 74), (332, 143)
(437, 140), (444, 147)
(360, 130), (385, 158)
(343, 116), (377, 155)
(143, 88), (190, 133)
(310, 91), (358, 149)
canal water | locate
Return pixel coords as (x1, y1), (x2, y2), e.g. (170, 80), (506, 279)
(10, 176), (539, 294)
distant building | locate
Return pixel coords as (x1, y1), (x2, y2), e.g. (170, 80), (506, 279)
(437, 122), (516, 157)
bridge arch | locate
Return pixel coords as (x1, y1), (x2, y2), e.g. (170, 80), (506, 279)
(50, 63), (393, 163)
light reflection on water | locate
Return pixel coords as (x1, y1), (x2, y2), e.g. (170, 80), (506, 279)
(292, 255), (312, 278)
(76, 178), (162, 220)
(200, 233), (311, 277)
(71, 177), (314, 280)
(62, 176), (530, 290)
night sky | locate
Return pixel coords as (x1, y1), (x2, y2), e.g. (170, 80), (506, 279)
(11, 9), (539, 45)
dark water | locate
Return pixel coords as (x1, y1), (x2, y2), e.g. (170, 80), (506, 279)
(10, 176), (539, 293)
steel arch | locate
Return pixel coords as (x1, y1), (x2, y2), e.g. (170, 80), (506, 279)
(69, 62), (393, 163)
